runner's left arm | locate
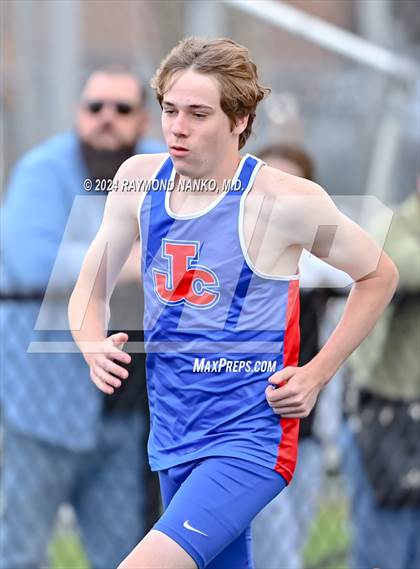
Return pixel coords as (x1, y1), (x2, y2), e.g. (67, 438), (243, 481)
(266, 179), (398, 417)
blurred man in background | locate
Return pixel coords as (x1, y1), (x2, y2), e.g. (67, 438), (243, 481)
(341, 184), (420, 569)
(0, 66), (163, 569)
(252, 143), (326, 569)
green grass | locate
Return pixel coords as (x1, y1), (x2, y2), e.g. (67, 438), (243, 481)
(303, 499), (350, 569)
(49, 534), (89, 569)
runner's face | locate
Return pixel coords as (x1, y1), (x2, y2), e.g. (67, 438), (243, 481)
(161, 69), (238, 178)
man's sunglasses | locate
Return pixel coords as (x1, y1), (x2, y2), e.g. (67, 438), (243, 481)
(84, 100), (138, 115)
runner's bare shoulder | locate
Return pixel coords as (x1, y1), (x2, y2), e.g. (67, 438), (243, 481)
(255, 163), (325, 199)
(107, 153), (168, 219)
(114, 152), (168, 186)
(253, 163), (339, 246)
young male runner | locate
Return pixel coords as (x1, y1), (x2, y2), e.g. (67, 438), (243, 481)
(69, 38), (398, 569)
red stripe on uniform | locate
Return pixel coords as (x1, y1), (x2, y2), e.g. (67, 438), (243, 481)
(275, 279), (300, 483)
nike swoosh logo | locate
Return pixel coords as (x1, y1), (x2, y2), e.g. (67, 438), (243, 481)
(183, 520), (208, 536)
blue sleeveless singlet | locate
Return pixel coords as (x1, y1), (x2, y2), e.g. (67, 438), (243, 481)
(139, 153), (300, 482)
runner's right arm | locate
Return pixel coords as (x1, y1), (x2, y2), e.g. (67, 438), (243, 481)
(68, 153), (164, 394)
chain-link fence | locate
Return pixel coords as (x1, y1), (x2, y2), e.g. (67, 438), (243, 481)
(0, 293), (161, 569)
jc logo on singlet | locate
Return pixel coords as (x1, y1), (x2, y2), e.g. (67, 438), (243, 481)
(153, 239), (220, 308)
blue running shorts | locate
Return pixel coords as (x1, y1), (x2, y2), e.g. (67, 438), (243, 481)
(153, 456), (287, 568)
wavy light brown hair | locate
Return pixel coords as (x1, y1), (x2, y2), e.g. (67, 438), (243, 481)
(151, 37), (270, 150)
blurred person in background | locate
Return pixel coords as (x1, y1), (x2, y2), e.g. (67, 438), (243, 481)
(252, 143), (326, 569)
(341, 183), (420, 569)
(0, 66), (164, 569)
